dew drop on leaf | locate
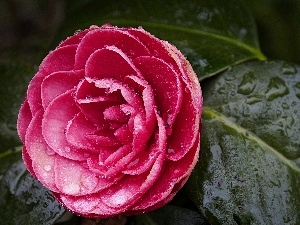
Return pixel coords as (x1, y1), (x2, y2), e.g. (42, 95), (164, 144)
(281, 62), (297, 75)
(265, 77), (289, 101)
(237, 71), (257, 95)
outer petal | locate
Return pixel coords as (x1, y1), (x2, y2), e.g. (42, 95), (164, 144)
(85, 46), (140, 81)
(41, 70), (84, 108)
(134, 56), (182, 132)
(131, 134), (200, 211)
(17, 100), (32, 142)
(27, 45), (77, 114)
(42, 90), (86, 160)
(24, 109), (59, 192)
(74, 28), (150, 69)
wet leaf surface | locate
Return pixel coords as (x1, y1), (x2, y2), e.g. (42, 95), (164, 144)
(0, 150), (65, 225)
(187, 60), (300, 224)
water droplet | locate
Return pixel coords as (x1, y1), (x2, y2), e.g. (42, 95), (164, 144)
(65, 147), (71, 152)
(44, 165), (52, 171)
(282, 102), (289, 109)
(168, 148), (175, 154)
(246, 95), (263, 105)
(265, 77), (289, 101)
(281, 62), (297, 75)
(237, 71), (257, 95)
(63, 183), (80, 195)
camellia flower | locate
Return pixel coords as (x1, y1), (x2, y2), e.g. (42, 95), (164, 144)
(17, 24), (203, 218)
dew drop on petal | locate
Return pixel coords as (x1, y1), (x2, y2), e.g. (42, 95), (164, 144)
(63, 183), (80, 195)
(168, 148), (175, 154)
(44, 165), (52, 171)
(65, 147), (71, 152)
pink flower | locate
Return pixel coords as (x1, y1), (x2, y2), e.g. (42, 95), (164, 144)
(17, 24), (202, 218)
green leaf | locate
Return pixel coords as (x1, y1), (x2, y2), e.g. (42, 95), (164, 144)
(0, 62), (35, 152)
(0, 149), (65, 225)
(135, 206), (209, 225)
(186, 60), (300, 224)
(57, 0), (265, 80)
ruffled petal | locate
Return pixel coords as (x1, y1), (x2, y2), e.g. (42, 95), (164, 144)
(27, 45), (77, 114)
(17, 100), (32, 142)
(41, 70), (84, 108)
(75, 28), (150, 69)
(24, 109), (59, 192)
(134, 56), (182, 132)
(85, 46), (141, 81)
(42, 90), (86, 160)
(131, 134), (200, 211)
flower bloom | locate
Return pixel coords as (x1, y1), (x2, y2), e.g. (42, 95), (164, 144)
(17, 24), (202, 218)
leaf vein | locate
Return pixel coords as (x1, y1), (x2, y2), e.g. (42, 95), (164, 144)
(203, 107), (300, 173)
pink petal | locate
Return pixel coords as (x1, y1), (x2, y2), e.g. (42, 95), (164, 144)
(132, 134), (200, 211)
(39, 45), (77, 75)
(128, 28), (178, 71)
(65, 112), (99, 152)
(101, 153), (164, 210)
(42, 90), (87, 160)
(27, 45), (77, 114)
(133, 56), (182, 132)
(58, 27), (96, 48)
(41, 70), (84, 108)
(114, 124), (132, 144)
(54, 157), (99, 196)
(74, 28), (150, 69)
(22, 146), (35, 178)
(24, 109), (59, 192)
(57, 194), (126, 218)
(75, 79), (122, 124)
(85, 46), (140, 80)
(166, 89), (200, 161)
(125, 75), (156, 133)
(100, 111), (167, 209)
(122, 140), (160, 175)
(87, 78), (143, 109)
(17, 100), (32, 142)
(104, 144), (132, 166)
(103, 105), (129, 122)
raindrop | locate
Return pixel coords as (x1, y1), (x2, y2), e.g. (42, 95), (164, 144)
(237, 71), (257, 95)
(168, 148), (175, 154)
(265, 77), (289, 101)
(281, 62), (297, 75)
(246, 95), (263, 105)
(282, 102), (289, 109)
(44, 165), (52, 171)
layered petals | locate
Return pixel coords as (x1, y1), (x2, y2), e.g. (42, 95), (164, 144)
(17, 24), (202, 218)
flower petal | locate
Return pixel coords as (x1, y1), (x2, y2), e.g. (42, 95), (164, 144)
(134, 56), (182, 132)
(17, 100), (32, 142)
(74, 28), (150, 69)
(54, 157), (98, 196)
(41, 70), (84, 108)
(27, 45), (77, 114)
(85, 46), (140, 81)
(42, 90), (86, 160)
(166, 89), (200, 161)
(131, 134), (200, 211)
(24, 109), (59, 192)
(65, 112), (99, 152)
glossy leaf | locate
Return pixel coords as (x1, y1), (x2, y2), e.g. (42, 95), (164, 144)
(135, 206), (209, 225)
(57, 0), (265, 80)
(0, 149), (65, 225)
(187, 60), (300, 224)
(0, 62), (35, 152)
